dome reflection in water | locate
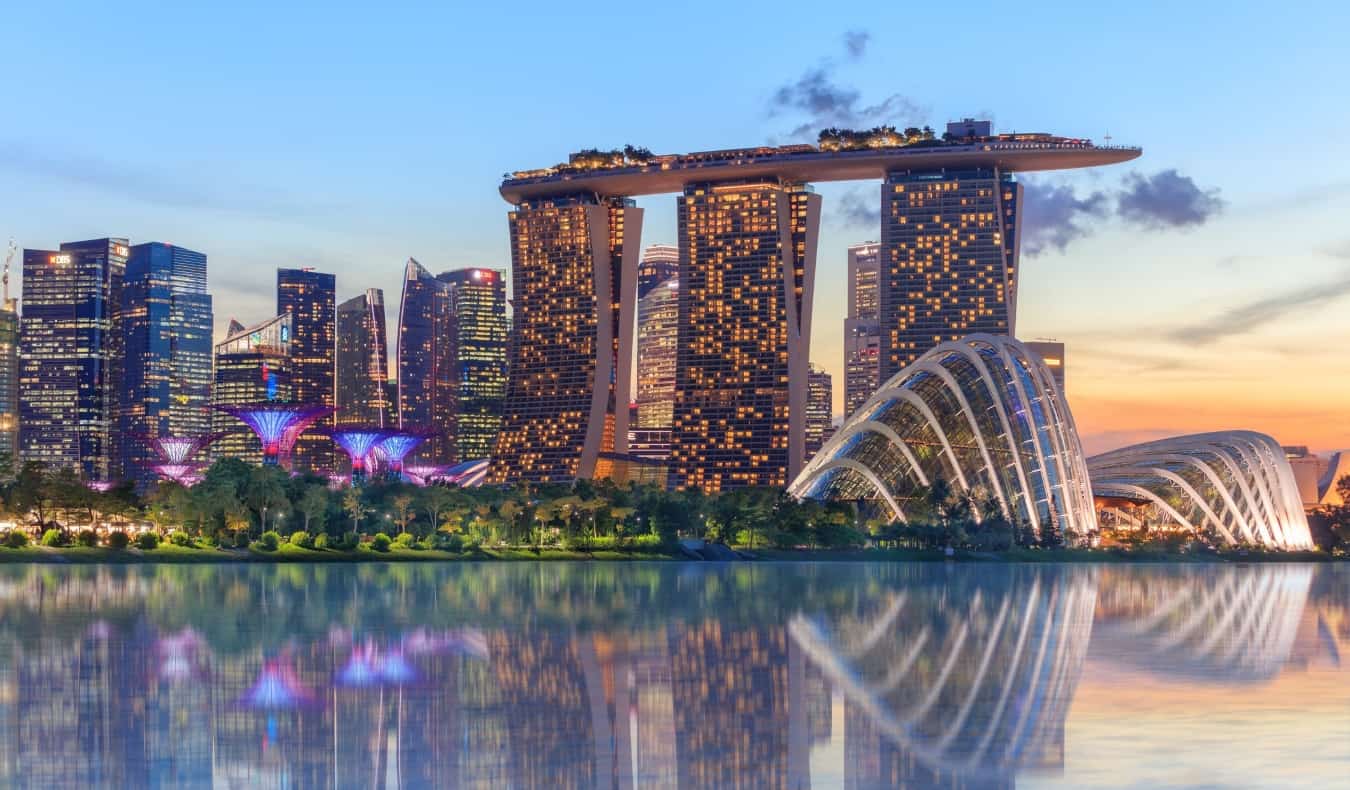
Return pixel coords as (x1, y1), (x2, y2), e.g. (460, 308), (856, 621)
(0, 562), (1343, 788)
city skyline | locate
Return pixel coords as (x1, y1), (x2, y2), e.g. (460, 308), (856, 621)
(1, 4), (1347, 456)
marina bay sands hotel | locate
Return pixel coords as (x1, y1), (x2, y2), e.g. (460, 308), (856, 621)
(489, 120), (1140, 489)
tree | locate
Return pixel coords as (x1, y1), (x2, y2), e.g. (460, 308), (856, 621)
(11, 462), (52, 532)
(243, 466), (288, 539)
(420, 486), (459, 536)
(343, 487), (371, 534)
(298, 485), (330, 535)
(391, 494), (416, 536)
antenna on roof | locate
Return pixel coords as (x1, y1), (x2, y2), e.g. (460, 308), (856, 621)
(2, 238), (15, 308)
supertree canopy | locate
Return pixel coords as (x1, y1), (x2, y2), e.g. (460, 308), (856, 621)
(329, 426), (390, 483)
(151, 464), (199, 486)
(371, 429), (434, 476)
(214, 403), (334, 468)
(149, 434), (221, 465)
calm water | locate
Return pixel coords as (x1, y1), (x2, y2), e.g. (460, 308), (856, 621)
(0, 562), (1345, 789)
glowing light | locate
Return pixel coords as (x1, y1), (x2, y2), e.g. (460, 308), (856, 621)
(372, 430), (432, 475)
(215, 403), (332, 467)
(329, 427), (390, 482)
(149, 434), (220, 465)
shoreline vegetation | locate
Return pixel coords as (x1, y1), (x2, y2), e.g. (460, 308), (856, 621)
(1, 455), (1346, 564)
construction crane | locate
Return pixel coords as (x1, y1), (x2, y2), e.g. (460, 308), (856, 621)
(2, 239), (14, 310)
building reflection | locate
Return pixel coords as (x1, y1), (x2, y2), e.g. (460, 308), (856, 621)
(0, 563), (1342, 788)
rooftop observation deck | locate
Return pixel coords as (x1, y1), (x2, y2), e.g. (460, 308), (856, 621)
(500, 134), (1142, 204)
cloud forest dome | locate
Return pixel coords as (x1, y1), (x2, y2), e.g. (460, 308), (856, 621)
(789, 334), (1096, 541)
(1087, 431), (1314, 550)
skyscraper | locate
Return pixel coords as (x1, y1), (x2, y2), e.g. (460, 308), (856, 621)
(336, 289), (390, 428)
(0, 293), (17, 464)
(118, 243), (213, 486)
(878, 164), (1021, 380)
(805, 364), (833, 458)
(637, 243), (678, 301)
(844, 241), (882, 415)
(397, 259), (455, 464)
(491, 195), (642, 483)
(670, 181), (819, 491)
(18, 238), (128, 479)
(1025, 340), (1066, 395)
(438, 268), (508, 462)
(636, 274), (678, 430)
(211, 314), (292, 464)
(277, 268), (336, 472)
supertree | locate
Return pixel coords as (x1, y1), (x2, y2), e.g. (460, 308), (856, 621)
(147, 434), (221, 486)
(214, 403), (333, 469)
(328, 426), (390, 484)
(370, 429), (435, 479)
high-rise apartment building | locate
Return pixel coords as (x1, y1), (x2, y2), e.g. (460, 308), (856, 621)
(805, 364), (833, 458)
(844, 241), (881, 415)
(336, 289), (391, 428)
(397, 259), (455, 464)
(669, 182), (819, 491)
(0, 294), (17, 464)
(438, 268), (508, 462)
(878, 167), (1021, 381)
(637, 243), (678, 301)
(1024, 340), (1066, 395)
(491, 195), (642, 483)
(636, 274), (678, 430)
(211, 314), (292, 464)
(18, 238), (128, 480)
(118, 243), (213, 486)
(277, 268), (336, 472)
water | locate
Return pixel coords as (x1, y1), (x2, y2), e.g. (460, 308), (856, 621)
(0, 562), (1345, 789)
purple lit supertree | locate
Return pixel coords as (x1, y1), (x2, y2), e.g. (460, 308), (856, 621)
(370, 429), (434, 478)
(149, 434), (221, 465)
(214, 403), (333, 469)
(85, 480), (116, 493)
(328, 426), (390, 484)
(151, 463), (199, 486)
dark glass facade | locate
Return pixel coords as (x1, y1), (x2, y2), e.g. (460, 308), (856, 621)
(670, 182), (819, 491)
(491, 195), (642, 483)
(438, 268), (508, 462)
(878, 168), (1021, 380)
(637, 243), (678, 301)
(336, 288), (391, 428)
(844, 241), (881, 416)
(18, 238), (128, 480)
(211, 315), (292, 464)
(118, 243), (213, 486)
(397, 259), (455, 464)
(277, 268), (336, 472)
(0, 300), (17, 462)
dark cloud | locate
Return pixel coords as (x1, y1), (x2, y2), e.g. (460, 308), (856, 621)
(767, 34), (926, 140)
(1020, 180), (1109, 255)
(843, 30), (870, 59)
(835, 187), (879, 229)
(1166, 270), (1350, 346)
(1116, 169), (1225, 229)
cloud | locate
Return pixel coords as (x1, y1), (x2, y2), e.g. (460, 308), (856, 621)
(1020, 180), (1109, 255)
(1116, 169), (1224, 229)
(768, 34), (926, 140)
(1166, 269), (1350, 345)
(835, 187), (880, 229)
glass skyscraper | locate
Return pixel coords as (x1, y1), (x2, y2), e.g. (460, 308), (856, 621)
(843, 241), (881, 416)
(438, 268), (508, 462)
(878, 168), (1021, 380)
(805, 364), (833, 458)
(0, 296), (17, 463)
(211, 315), (292, 464)
(490, 195), (642, 483)
(18, 238), (128, 480)
(336, 288), (391, 428)
(670, 182), (819, 491)
(635, 274), (678, 431)
(277, 268), (336, 472)
(118, 243), (213, 486)
(397, 259), (455, 464)
(637, 243), (678, 301)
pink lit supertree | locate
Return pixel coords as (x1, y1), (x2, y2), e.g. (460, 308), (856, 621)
(146, 434), (220, 486)
(369, 429), (435, 479)
(214, 403), (333, 469)
(328, 426), (390, 484)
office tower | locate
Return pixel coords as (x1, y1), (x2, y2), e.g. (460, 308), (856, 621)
(211, 314), (292, 464)
(491, 195), (643, 483)
(1025, 340), (1066, 395)
(670, 181), (819, 491)
(397, 259), (455, 464)
(336, 289), (390, 428)
(844, 241), (882, 415)
(805, 364), (833, 458)
(638, 243), (679, 300)
(118, 243), (213, 486)
(0, 296), (17, 464)
(277, 268), (336, 472)
(636, 274), (678, 430)
(18, 238), (128, 479)
(878, 166), (1021, 380)
(438, 268), (508, 461)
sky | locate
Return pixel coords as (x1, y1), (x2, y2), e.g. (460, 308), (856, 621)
(2, 1), (1348, 455)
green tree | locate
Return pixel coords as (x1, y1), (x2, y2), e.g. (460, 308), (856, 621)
(298, 485), (330, 535)
(391, 494), (416, 535)
(343, 487), (371, 534)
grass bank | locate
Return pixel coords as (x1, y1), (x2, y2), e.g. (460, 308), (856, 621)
(0, 543), (678, 564)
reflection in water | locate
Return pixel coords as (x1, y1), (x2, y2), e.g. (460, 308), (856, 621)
(0, 563), (1343, 788)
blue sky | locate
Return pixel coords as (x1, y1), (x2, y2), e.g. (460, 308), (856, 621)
(3, 1), (1348, 452)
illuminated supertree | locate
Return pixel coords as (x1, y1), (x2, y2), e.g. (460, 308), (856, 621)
(370, 429), (434, 478)
(149, 434), (221, 465)
(151, 463), (199, 486)
(85, 480), (116, 493)
(328, 426), (390, 484)
(214, 403), (333, 469)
